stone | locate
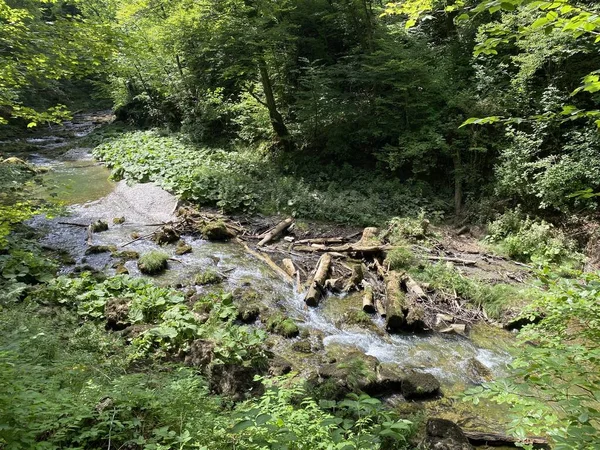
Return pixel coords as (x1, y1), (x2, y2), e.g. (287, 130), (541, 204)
(201, 221), (235, 241)
(465, 358), (494, 383)
(91, 220), (109, 233)
(175, 241), (192, 255)
(291, 339), (312, 353)
(105, 298), (130, 331)
(401, 372), (441, 400)
(184, 339), (215, 367)
(237, 303), (260, 324)
(423, 418), (473, 450)
(269, 356), (292, 376)
(153, 226), (180, 245)
(112, 217), (126, 224)
(208, 363), (262, 400)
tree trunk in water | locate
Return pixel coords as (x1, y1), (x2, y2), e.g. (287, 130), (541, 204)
(258, 58), (293, 151)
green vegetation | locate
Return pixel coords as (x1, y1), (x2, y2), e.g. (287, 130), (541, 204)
(138, 251), (169, 275)
(412, 263), (524, 319)
(4, 0), (600, 446)
(265, 313), (300, 338)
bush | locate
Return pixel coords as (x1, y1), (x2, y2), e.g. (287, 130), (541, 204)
(384, 245), (414, 270)
(486, 208), (582, 266)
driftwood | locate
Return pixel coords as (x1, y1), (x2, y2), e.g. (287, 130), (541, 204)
(463, 431), (550, 449)
(362, 282), (375, 313)
(237, 239), (294, 284)
(426, 255), (477, 266)
(257, 218), (294, 247)
(296, 237), (346, 245)
(404, 275), (427, 300)
(305, 253), (332, 307)
(281, 258), (297, 278)
(59, 221), (89, 228)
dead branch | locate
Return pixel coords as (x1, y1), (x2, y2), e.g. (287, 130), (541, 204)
(257, 218), (294, 247)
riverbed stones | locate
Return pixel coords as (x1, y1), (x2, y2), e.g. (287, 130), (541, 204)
(237, 303), (260, 323)
(291, 339), (312, 353)
(91, 220), (109, 233)
(264, 313), (299, 338)
(465, 358), (493, 383)
(401, 372), (441, 399)
(175, 240), (192, 255)
(423, 418), (473, 450)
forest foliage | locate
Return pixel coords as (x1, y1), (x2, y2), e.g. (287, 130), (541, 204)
(2, 0), (600, 449)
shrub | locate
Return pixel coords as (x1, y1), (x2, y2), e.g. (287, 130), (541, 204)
(486, 207), (582, 265)
(384, 245), (414, 270)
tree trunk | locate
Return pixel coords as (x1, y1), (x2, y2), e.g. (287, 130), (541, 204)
(452, 149), (463, 218)
(258, 58), (293, 151)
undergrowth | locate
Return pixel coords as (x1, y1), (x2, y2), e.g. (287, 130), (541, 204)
(92, 129), (448, 225)
(411, 263), (526, 319)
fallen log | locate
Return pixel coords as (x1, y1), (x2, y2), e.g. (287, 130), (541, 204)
(463, 431), (550, 449)
(237, 239), (295, 284)
(362, 282), (375, 313)
(294, 244), (392, 254)
(296, 237), (346, 245)
(257, 218), (294, 247)
(281, 258), (297, 278)
(344, 264), (364, 292)
(385, 271), (407, 332)
(305, 253), (332, 307)
(403, 275), (427, 300)
(426, 256), (477, 266)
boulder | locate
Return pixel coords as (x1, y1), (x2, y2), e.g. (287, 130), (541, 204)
(237, 303), (260, 324)
(184, 339), (215, 367)
(291, 339), (312, 353)
(401, 372), (441, 400)
(153, 226), (180, 245)
(208, 363), (262, 400)
(105, 297), (130, 331)
(201, 221), (235, 241)
(423, 418), (473, 450)
(269, 356), (292, 376)
(465, 358), (493, 383)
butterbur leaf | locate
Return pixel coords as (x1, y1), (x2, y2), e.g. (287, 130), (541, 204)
(231, 419), (254, 434)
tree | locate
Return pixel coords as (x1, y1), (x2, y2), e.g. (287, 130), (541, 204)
(0, 0), (113, 127)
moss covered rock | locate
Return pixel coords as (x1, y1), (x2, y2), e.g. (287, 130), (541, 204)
(237, 303), (260, 324)
(201, 221), (235, 241)
(291, 339), (312, 354)
(401, 372), (441, 400)
(194, 269), (222, 286)
(265, 313), (299, 338)
(91, 220), (109, 233)
(138, 251), (168, 275)
(175, 240), (192, 255)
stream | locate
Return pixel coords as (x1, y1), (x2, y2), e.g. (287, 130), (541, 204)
(8, 112), (517, 435)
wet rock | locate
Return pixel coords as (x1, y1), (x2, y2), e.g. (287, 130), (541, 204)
(138, 251), (168, 275)
(115, 265), (129, 275)
(153, 226), (180, 245)
(105, 298), (131, 331)
(269, 356), (292, 376)
(201, 221), (235, 241)
(85, 245), (117, 255)
(91, 220), (109, 233)
(184, 339), (215, 367)
(193, 269), (222, 286)
(316, 351), (379, 399)
(465, 358), (493, 383)
(208, 363), (262, 400)
(363, 364), (404, 396)
(401, 372), (441, 400)
(423, 418), (473, 450)
(112, 217), (125, 224)
(291, 339), (312, 354)
(175, 240), (192, 255)
(237, 303), (260, 324)
(114, 250), (139, 260)
(265, 313), (299, 338)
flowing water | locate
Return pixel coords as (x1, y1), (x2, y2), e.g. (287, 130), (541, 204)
(8, 112), (516, 435)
